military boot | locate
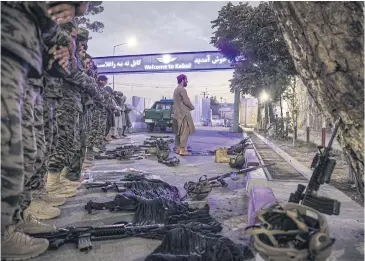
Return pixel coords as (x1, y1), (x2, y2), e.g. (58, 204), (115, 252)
(45, 173), (78, 198)
(215, 148), (231, 163)
(1, 225), (49, 260)
(33, 190), (66, 207)
(60, 168), (81, 189)
(23, 199), (60, 220)
(16, 213), (56, 234)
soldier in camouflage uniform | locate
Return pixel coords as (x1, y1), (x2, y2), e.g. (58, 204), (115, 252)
(67, 28), (95, 181)
(18, 77), (64, 223)
(46, 24), (102, 185)
(45, 22), (84, 198)
(1, 2), (89, 260)
(83, 54), (100, 164)
(89, 75), (110, 152)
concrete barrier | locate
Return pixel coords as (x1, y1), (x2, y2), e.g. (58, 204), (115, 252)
(247, 187), (277, 227)
(243, 129), (278, 256)
(245, 168), (268, 193)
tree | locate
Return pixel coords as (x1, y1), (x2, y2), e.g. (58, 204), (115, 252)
(272, 2), (364, 197)
(211, 2), (296, 100)
(210, 96), (221, 116)
(73, 1), (105, 33)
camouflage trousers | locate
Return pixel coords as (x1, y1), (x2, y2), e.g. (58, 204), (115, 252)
(1, 53), (28, 230)
(67, 105), (92, 181)
(87, 106), (103, 150)
(47, 86), (81, 174)
(36, 97), (59, 182)
(17, 82), (45, 217)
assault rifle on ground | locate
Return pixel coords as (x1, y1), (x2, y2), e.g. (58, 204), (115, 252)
(94, 145), (153, 160)
(32, 223), (165, 252)
(183, 163), (276, 200)
(85, 181), (126, 192)
(289, 118), (341, 215)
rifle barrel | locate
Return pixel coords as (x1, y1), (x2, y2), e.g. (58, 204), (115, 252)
(324, 118), (341, 154)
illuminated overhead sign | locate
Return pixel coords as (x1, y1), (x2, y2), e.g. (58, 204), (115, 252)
(93, 51), (242, 74)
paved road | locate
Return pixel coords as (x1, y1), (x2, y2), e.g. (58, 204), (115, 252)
(33, 127), (250, 261)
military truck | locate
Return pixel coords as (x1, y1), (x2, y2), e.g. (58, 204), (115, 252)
(143, 99), (174, 132)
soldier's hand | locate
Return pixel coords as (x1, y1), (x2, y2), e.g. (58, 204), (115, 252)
(46, 2), (76, 24)
(46, 45), (70, 74)
(54, 46), (70, 72)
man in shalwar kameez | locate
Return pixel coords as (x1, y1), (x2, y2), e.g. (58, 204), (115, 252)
(173, 74), (195, 156)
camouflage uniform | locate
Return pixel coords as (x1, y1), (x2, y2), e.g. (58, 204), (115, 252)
(36, 74), (64, 182)
(58, 56), (102, 182)
(17, 79), (44, 217)
(67, 29), (94, 181)
(1, 1), (70, 229)
(47, 79), (82, 175)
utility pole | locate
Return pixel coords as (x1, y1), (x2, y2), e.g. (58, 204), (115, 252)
(200, 88), (209, 98)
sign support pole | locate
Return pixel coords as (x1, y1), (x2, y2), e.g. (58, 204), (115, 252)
(232, 88), (240, 132)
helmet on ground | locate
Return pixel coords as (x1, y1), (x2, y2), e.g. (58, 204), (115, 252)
(245, 203), (334, 261)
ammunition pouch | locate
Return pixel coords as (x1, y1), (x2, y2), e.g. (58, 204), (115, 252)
(158, 156), (180, 167)
(229, 153), (245, 169)
(183, 175), (212, 201)
(288, 184), (341, 215)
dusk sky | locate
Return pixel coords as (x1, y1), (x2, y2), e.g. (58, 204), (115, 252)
(87, 1), (257, 102)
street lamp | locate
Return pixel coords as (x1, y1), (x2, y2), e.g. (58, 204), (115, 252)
(260, 91), (269, 102)
(112, 37), (138, 89)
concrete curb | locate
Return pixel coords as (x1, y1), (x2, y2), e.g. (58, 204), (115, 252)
(243, 130), (277, 246)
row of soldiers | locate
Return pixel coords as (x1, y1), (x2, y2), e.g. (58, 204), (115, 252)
(1, 2), (117, 260)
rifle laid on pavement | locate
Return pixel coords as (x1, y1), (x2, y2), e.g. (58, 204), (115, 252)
(32, 223), (165, 251)
(182, 163), (276, 200)
(95, 145), (152, 160)
(85, 181), (126, 192)
(289, 118), (341, 215)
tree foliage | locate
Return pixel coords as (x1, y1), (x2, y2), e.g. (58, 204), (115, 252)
(210, 96), (220, 116)
(211, 2), (296, 100)
(73, 1), (105, 33)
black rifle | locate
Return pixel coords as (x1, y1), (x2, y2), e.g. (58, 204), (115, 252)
(182, 163), (276, 200)
(85, 181), (126, 192)
(205, 163), (276, 187)
(227, 136), (252, 155)
(32, 223), (165, 251)
(289, 118), (341, 215)
(95, 145), (152, 160)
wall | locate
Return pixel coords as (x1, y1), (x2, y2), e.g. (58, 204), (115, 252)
(192, 96), (211, 125)
(239, 97), (258, 127)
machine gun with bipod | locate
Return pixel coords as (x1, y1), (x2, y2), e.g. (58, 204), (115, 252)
(182, 163), (276, 200)
(289, 118), (342, 216)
